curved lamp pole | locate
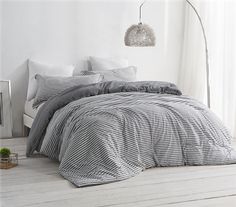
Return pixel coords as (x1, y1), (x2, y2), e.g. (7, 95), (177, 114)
(186, 0), (211, 108)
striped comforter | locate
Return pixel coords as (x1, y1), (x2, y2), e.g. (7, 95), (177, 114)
(26, 81), (236, 187)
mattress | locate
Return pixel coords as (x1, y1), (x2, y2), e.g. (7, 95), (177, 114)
(24, 99), (43, 119)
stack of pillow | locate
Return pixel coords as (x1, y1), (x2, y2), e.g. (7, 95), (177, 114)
(83, 57), (137, 82)
(27, 57), (137, 108)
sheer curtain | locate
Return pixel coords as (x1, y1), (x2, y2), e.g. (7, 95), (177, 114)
(179, 0), (236, 138)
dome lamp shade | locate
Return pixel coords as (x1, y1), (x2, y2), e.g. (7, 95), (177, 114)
(124, 1), (156, 47)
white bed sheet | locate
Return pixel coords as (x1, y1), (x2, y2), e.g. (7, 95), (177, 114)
(24, 99), (43, 119)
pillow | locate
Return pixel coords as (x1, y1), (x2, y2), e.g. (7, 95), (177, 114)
(27, 60), (75, 101)
(89, 56), (128, 71)
(81, 66), (137, 82)
(33, 74), (101, 108)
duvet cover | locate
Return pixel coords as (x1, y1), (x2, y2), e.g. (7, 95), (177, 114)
(26, 81), (236, 187)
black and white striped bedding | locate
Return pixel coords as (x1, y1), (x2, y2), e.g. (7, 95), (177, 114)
(26, 81), (236, 187)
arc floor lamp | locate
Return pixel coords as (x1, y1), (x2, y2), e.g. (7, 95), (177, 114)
(124, 0), (211, 108)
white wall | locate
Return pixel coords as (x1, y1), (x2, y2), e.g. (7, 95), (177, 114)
(1, 0), (185, 136)
(0, 1), (2, 79)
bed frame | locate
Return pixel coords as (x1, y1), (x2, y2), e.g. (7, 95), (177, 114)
(23, 113), (33, 136)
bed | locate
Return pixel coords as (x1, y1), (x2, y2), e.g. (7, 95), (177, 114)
(26, 81), (236, 187)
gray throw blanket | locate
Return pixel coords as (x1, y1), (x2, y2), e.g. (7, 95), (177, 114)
(26, 81), (236, 187)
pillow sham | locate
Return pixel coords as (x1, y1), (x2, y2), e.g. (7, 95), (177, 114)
(33, 74), (101, 108)
(27, 60), (74, 101)
(81, 66), (137, 82)
(89, 56), (128, 71)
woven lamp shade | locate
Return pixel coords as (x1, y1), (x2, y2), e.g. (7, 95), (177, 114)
(124, 23), (155, 47)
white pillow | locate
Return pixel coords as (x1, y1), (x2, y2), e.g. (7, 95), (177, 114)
(81, 66), (137, 82)
(27, 60), (74, 101)
(89, 56), (128, 71)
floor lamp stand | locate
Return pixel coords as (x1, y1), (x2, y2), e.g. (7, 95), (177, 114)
(186, 0), (211, 108)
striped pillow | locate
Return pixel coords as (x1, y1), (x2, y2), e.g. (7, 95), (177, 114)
(33, 74), (101, 108)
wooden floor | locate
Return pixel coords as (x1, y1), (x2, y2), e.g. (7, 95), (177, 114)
(1, 138), (236, 207)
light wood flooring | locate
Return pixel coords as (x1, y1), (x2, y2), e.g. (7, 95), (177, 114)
(1, 137), (236, 207)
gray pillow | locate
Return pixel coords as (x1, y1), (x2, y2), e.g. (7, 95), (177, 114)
(80, 66), (137, 82)
(33, 74), (101, 108)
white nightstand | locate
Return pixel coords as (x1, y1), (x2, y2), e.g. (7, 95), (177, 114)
(0, 80), (13, 138)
